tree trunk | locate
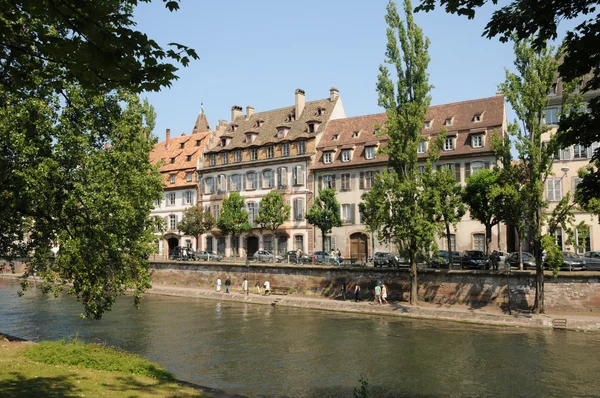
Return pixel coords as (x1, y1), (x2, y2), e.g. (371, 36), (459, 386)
(272, 228), (277, 264)
(485, 224), (492, 256)
(446, 222), (453, 270)
(409, 243), (418, 305)
(532, 209), (544, 314)
(517, 229), (523, 270)
(322, 230), (326, 254)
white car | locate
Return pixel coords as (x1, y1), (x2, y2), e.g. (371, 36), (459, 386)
(253, 250), (283, 262)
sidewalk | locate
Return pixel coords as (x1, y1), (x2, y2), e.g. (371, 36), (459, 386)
(147, 284), (600, 332)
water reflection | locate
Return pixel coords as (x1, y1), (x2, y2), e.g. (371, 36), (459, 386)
(1, 279), (600, 397)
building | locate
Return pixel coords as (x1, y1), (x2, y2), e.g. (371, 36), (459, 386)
(542, 77), (600, 254)
(311, 95), (508, 260)
(149, 111), (212, 257)
(198, 88), (346, 258)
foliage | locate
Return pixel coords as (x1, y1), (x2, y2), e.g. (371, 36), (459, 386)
(0, 0), (198, 95)
(25, 339), (175, 380)
(256, 192), (290, 262)
(4, 85), (163, 320)
(353, 376), (370, 398)
(216, 192), (252, 257)
(178, 205), (216, 239)
(306, 188), (342, 253)
(542, 235), (563, 278)
(368, 0), (434, 305)
(462, 169), (503, 255)
(416, 0), (600, 220)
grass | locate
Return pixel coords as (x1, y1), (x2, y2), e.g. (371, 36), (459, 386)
(0, 338), (204, 397)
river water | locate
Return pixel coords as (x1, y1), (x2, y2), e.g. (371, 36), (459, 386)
(1, 279), (599, 397)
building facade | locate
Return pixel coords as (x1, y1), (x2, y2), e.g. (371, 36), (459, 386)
(198, 88), (346, 258)
(311, 95), (508, 260)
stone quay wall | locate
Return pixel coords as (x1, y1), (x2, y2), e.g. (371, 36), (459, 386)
(150, 261), (600, 313)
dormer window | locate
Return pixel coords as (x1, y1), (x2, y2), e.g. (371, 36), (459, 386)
(549, 83), (557, 95)
(444, 137), (455, 151)
(472, 135), (483, 148)
(231, 124), (238, 132)
(186, 155), (192, 161)
(180, 142), (185, 149)
(255, 119), (264, 128)
(332, 134), (339, 140)
(308, 121), (320, 133)
(418, 141), (427, 154)
(316, 107), (325, 116)
(352, 131), (360, 138)
(169, 174), (176, 184)
(170, 157), (176, 164)
(424, 120), (432, 129)
(287, 113), (295, 122)
(277, 127), (288, 138)
(473, 114), (482, 122)
(196, 140), (201, 147)
(365, 146), (375, 160)
(341, 149), (352, 162)
(245, 133), (257, 143)
(323, 151), (333, 164)
(444, 118), (453, 126)
(220, 138), (228, 147)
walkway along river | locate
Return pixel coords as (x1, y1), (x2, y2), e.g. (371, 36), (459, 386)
(2, 278), (600, 397)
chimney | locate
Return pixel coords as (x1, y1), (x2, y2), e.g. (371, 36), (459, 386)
(231, 105), (242, 122)
(246, 105), (255, 119)
(496, 90), (502, 96)
(330, 87), (339, 102)
(165, 128), (171, 148)
(295, 88), (305, 118)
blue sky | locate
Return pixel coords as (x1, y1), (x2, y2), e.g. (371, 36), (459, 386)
(134, 0), (574, 142)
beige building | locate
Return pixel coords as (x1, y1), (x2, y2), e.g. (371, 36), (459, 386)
(311, 95), (508, 260)
(198, 88), (345, 257)
(542, 79), (600, 254)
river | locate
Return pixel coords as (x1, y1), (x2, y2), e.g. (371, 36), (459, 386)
(1, 278), (599, 397)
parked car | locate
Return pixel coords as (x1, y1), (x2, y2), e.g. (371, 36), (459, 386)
(169, 246), (192, 261)
(460, 250), (488, 270)
(505, 252), (536, 269)
(583, 251), (600, 271)
(311, 251), (331, 264)
(431, 250), (461, 269)
(558, 252), (586, 271)
(285, 250), (311, 264)
(373, 252), (402, 268)
(195, 251), (222, 261)
(253, 250), (283, 263)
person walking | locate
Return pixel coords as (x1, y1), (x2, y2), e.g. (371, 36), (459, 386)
(331, 249), (339, 266)
(341, 281), (347, 301)
(255, 280), (261, 295)
(381, 284), (389, 304)
(374, 284), (382, 305)
(242, 277), (249, 295)
(225, 278), (231, 293)
(263, 280), (271, 296)
(216, 278), (222, 292)
(296, 248), (302, 265)
(354, 285), (360, 302)
(337, 248), (342, 263)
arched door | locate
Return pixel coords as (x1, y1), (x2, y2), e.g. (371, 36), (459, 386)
(350, 233), (368, 263)
(246, 236), (259, 259)
(167, 237), (179, 256)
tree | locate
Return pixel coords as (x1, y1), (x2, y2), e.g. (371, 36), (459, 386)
(367, 0), (435, 305)
(216, 192), (252, 258)
(0, 1), (197, 95)
(498, 38), (561, 313)
(416, 0), (600, 212)
(256, 192), (291, 263)
(178, 206), (216, 249)
(9, 86), (164, 320)
(306, 189), (342, 254)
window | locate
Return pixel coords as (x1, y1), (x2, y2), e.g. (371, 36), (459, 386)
(444, 137), (454, 151)
(180, 142), (185, 149)
(263, 169), (274, 188)
(170, 158), (176, 164)
(184, 191), (193, 204)
(444, 118), (453, 126)
(204, 205), (210, 215)
(186, 172), (193, 182)
(170, 174), (176, 184)
(448, 234), (456, 252)
(196, 140), (201, 147)
(322, 174), (335, 189)
(308, 122), (319, 133)
(418, 141), (427, 154)
(251, 148), (258, 161)
(341, 173), (351, 191)
(549, 83), (557, 95)
(316, 108), (325, 116)
(293, 166), (304, 186)
(365, 146), (375, 160)
(213, 204), (220, 220)
(554, 147), (572, 161)
(264, 235), (273, 252)
(247, 172), (257, 190)
(363, 171), (375, 189)
(246, 133), (256, 143)
(324, 236), (335, 253)
(576, 227), (591, 254)
(277, 128), (288, 138)
(167, 192), (176, 206)
(573, 144), (589, 159)
(231, 174), (241, 191)
(186, 155), (192, 161)
(295, 235), (304, 252)
(293, 198), (304, 220)
(277, 167), (288, 188)
(267, 146), (274, 159)
(277, 236), (287, 256)
(546, 179), (562, 201)
(341, 150), (352, 162)
(209, 154), (216, 166)
(231, 236), (239, 257)
(417, 165), (425, 174)
(332, 134), (339, 140)
(217, 238), (225, 256)
(282, 143), (290, 157)
(154, 199), (161, 208)
(247, 202), (257, 223)
(553, 227), (563, 250)
(544, 108), (559, 125)
(471, 161), (485, 175)
(323, 152), (333, 164)
(206, 236), (213, 253)
(472, 135), (483, 148)
(352, 131), (360, 138)
(204, 177), (214, 194)
(221, 138), (227, 147)
(473, 234), (485, 251)
(342, 204), (354, 223)
(424, 120), (431, 129)
(298, 141), (306, 155)
(169, 215), (177, 230)
(473, 114), (482, 122)
(221, 152), (228, 165)
(573, 177), (582, 193)
(235, 150), (242, 163)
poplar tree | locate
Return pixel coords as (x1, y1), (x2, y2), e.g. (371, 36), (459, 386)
(365, 0), (434, 305)
(256, 192), (291, 262)
(216, 192), (252, 259)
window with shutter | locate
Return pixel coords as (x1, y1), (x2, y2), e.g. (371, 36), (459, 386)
(331, 174), (337, 191)
(350, 204), (355, 224)
(546, 178), (562, 201)
(454, 163), (461, 181)
(465, 163), (471, 179)
(318, 175), (322, 191)
(359, 172), (365, 189)
(287, 200), (292, 221)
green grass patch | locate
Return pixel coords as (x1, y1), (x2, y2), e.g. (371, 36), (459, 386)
(24, 339), (175, 381)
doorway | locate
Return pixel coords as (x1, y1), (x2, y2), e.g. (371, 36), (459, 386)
(350, 233), (368, 263)
(167, 237), (179, 256)
(246, 236), (259, 259)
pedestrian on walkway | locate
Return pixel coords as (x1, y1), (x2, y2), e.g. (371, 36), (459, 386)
(242, 278), (249, 295)
(225, 278), (231, 293)
(255, 280), (261, 295)
(263, 280), (271, 296)
(341, 281), (347, 301)
(381, 284), (389, 304)
(216, 278), (222, 292)
(374, 284), (382, 305)
(354, 285), (360, 302)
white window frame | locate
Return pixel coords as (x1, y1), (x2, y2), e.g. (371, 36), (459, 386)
(169, 174), (176, 184)
(341, 173), (351, 191)
(298, 141), (306, 155)
(247, 172), (256, 190)
(342, 204), (352, 223)
(322, 175), (334, 189)
(364, 171), (375, 189)
(235, 150), (242, 163)
(473, 234), (485, 251)
(231, 174), (241, 191)
(167, 192), (176, 206)
(472, 135), (483, 148)
(471, 161), (485, 175)
(184, 191), (194, 204)
(418, 141), (426, 154)
(341, 150), (351, 162)
(185, 172), (193, 182)
(323, 152), (333, 164)
(365, 146), (375, 160)
(282, 143), (290, 157)
(444, 137), (454, 151)
(445, 118), (453, 126)
(250, 148), (258, 161)
(221, 152), (228, 165)
(247, 202), (257, 223)
(544, 107), (560, 125)
(169, 215), (177, 230)
(209, 154), (216, 166)
(293, 198), (304, 220)
(267, 146), (274, 159)
(424, 120), (432, 129)
(546, 178), (562, 202)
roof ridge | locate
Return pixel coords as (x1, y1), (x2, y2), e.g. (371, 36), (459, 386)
(428, 95), (503, 109)
(242, 97), (333, 117)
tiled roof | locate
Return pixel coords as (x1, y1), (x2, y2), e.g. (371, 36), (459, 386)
(205, 96), (340, 153)
(312, 95), (505, 170)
